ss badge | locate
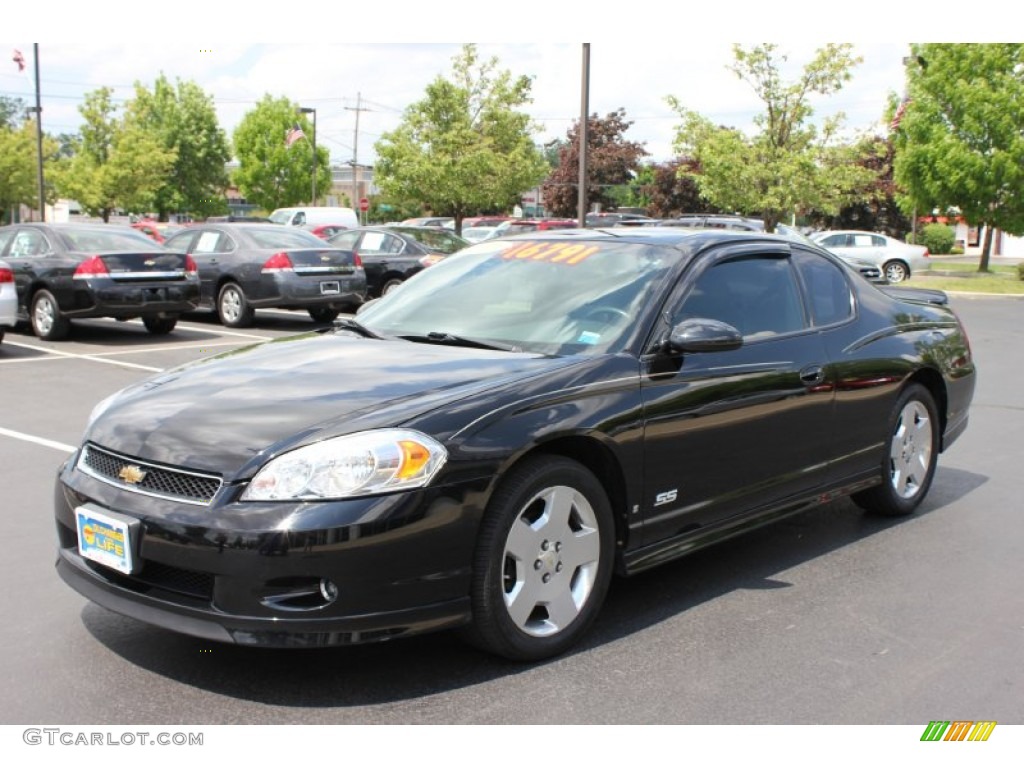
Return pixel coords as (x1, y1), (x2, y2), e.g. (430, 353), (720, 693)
(654, 489), (678, 507)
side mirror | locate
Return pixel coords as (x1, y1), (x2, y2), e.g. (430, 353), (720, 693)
(666, 318), (743, 353)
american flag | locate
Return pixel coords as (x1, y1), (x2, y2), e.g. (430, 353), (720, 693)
(285, 124), (306, 147)
(890, 98), (911, 132)
(12, 49), (25, 72)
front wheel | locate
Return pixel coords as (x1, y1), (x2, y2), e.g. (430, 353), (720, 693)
(31, 289), (71, 341)
(466, 456), (614, 661)
(853, 383), (939, 517)
(142, 316), (178, 335)
(883, 260), (909, 283)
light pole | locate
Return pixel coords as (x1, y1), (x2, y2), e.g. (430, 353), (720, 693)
(299, 107), (317, 205)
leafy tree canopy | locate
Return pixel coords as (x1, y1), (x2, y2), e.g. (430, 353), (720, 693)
(670, 43), (878, 233)
(374, 44), (547, 233)
(0, 119), (59, 222)
(130, 74), (232, 220)
(232, 94), (331, 212)
(542, 108), (648, 218)
(53, 87), (176, 222)
(893, 43), (1024, 270)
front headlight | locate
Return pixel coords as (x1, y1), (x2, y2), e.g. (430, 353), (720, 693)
(241, 429), (448, 501)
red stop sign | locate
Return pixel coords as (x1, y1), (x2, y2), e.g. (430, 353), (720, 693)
(359, 198), (369, 212)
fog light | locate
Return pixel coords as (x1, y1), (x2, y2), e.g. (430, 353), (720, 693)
(319, 578), (339, 603)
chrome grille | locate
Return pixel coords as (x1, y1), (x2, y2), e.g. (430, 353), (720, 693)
(78, 444), (222, 506)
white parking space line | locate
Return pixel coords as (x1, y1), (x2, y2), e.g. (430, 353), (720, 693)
(0, 341), (163, 372)
(0, 427), (75, 453)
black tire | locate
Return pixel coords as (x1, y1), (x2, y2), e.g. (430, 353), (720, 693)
(852, 383), (939, 517)
(217, 282), (254, 328)
(883, 260), (909, 283)
(142, 316), (178, 335)
(308, 307), (340, 323)
(466, 456), (614, 661)
(0, 329), (4, 345)
(30, 289), (71, 341)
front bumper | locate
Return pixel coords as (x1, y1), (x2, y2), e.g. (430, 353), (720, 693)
(54, 457), (487, 647)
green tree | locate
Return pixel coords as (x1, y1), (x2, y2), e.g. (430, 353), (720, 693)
(54, 88), (176, 222)
(0, 119), (58, 222)
(542, 109), (648, 218)
(232, 95), (331, 212)
(808, 136), (911, 237)
(670, 43), (878, 233)
(0, 95), (27, 130)
(893, 43), (1024, 271)
(374, 44), (547, 234)
(129, 75), (232, 220)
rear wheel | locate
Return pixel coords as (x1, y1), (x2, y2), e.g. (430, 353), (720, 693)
(853, 383), (939, 517)
(883, 260), (909, 283)
(30, 289), (71, 341)
(466, 456), (614, 661)
(217, 282), (254, 328)
(308, 307), (340, 323)
(142, 316), (178, 335)
(381, 277), (404, 295)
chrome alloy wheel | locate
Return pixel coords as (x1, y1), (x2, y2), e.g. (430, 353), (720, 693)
(33, 294), (56, 336)
(501, 484), (601, 637)
(889, 399), (933, 499)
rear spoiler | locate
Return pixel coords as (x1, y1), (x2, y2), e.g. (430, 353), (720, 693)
(879, 286), (950, 306)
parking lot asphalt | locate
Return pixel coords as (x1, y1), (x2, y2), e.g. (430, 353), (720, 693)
(1, 297), (1022, 728)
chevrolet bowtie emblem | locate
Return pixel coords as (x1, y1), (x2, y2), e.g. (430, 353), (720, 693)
(321, 255), (331, 262)
(144, 259), (156, 267)
(119, 465), (147, 485)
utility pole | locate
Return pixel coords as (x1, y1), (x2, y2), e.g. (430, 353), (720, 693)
(32, 44), (45, 221)
(578, 44), (590, 229)
(345, 94), (372, 222)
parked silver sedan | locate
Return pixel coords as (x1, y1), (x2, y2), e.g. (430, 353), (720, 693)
(0, 258), (16, 345)
(811, 230), (930, 283)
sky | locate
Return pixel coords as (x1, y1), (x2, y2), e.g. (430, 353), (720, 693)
(1, 2), (995, 170)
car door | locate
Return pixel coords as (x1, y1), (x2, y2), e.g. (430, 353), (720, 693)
(639, 244), (836, 546)
(5, 228), (64, 315)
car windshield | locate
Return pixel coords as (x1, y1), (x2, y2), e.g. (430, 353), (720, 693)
(356, 238), (680, 356)
(245, 228), (328, 249)
(57, 227), (162, 252)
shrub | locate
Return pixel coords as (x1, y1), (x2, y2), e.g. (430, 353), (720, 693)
(917, 223), (956, 255)
(1017, 262), (1024, 281)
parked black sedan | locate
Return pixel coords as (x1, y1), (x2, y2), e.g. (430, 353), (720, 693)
(0, 223), (200, 340)
(163, 224), (366, 326)
(328, 225), (468, 296)
(54, 229), (975, 660)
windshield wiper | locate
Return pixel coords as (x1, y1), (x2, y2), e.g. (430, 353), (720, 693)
(398, 331), (520, 352)
(330, 316), (388, 339)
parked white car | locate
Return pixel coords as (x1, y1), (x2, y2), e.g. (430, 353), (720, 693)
(811, 230), (930, 283)
(0, 258), (18, 346)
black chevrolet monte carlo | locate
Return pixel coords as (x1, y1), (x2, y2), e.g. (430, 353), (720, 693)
(54, 229), (976, 661)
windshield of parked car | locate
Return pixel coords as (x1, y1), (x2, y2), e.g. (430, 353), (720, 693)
(57, 227), (163, 252)
(356, 238), (680, 356)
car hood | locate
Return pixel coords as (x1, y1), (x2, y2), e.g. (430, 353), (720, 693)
(84, 331), (572, 478)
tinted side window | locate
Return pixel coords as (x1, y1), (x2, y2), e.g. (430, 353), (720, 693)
(676, 256), (806, 339)
(794, 250), (853, 326)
